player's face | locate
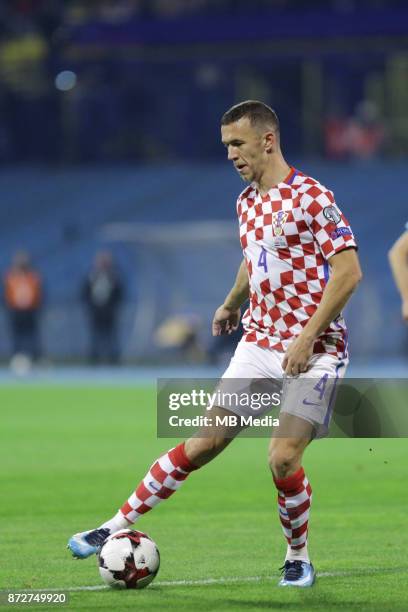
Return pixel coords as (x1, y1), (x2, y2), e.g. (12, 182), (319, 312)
(221, 117), (269, 183)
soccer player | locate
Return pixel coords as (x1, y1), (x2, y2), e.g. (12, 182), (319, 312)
(388, 223), (408, 322)
(68, 101), (362, 587)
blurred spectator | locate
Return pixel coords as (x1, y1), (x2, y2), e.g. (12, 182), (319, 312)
(3, 250), (43, 362)
(0, 2), (60, 162)
(154, 314), (206, 363)
(82, 251), (124, 364)
(324, 100), (386, 160)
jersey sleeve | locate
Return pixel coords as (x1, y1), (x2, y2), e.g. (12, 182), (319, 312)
(300, 183), (357, 260)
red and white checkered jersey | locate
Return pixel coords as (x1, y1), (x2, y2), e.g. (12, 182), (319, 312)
(237, 167), (357, 358)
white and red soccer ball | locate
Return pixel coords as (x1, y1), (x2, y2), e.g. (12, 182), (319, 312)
(98, 529), (160, 589)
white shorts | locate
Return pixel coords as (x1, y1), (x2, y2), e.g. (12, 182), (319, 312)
(218, 339), (348, 439)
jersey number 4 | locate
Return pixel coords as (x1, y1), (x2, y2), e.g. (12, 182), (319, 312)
(257, 247), (268, 273)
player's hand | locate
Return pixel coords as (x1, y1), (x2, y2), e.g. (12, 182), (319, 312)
(282, 334), (314, 376)
(402, 300), (408, 322)
(212, 305), (241, 336)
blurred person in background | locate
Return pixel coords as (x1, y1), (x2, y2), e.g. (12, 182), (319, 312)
(82, 251), (124, 364)
(324, 99), (385, 160)
(3, 250), (43, 365)
(154, 313), (205, 363)
(0, 0), (60, 162)
(388, 222), (408, 322)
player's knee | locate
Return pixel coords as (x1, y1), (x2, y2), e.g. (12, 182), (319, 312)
(268, 442), (300, 479)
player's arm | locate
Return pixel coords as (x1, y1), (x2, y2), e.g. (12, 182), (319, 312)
(283, 248), (362, 375)
(388, 230), (408, 322)
(212, 259), (249, 336)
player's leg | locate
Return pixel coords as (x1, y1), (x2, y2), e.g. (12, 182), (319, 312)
(113, 404), (239, 525)
(268, 414), (315, 587)
(68, 338), (268, 559)
(270, 353), (347, 587)
(68, 406), (240, 558)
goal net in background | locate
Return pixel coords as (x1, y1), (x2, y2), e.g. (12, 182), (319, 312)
(100, 221), (243, 361)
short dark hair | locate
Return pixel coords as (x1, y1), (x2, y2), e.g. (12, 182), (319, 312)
(221, 100), (279, 132)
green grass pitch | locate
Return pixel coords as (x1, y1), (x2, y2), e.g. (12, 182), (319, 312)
(1, 385), (407, 611)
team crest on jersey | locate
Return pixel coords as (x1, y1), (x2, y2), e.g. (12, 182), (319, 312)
(272, 211), (288, 236)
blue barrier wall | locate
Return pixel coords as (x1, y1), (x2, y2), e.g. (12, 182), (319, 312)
(0, 161), (406, 360)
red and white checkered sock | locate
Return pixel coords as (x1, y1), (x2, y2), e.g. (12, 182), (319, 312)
(273, 467), (312, 562)
(102, 443), (198, 530)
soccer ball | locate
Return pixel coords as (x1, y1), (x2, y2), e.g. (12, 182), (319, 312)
(98, 529), (160, 589)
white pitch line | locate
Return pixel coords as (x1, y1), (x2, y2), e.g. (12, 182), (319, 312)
(157, 575), (267, 587)
(6, 567), (407, 593)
